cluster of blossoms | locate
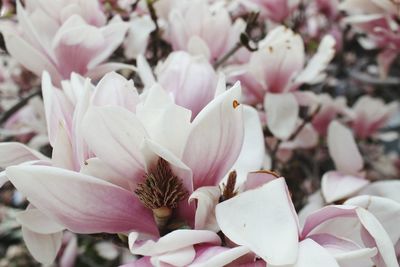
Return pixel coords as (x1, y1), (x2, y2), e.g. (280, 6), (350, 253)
(0, 0), (399, 266)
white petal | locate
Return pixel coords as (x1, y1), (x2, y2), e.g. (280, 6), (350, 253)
(216, 178), (299, 265)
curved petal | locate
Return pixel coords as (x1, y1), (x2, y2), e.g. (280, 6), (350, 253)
(327, 121), (363, 175)
(294, 239), (339, 267)
(129, 229), (220, 256)
(265, 93), (299, 140)
(225, 105), (265, 186)
(91, 72), (140, 112)
(191, 245), (252, 267)
(151, 246), (195, 267)
(82, 106), (147, 183)
(189, 186), (220, 231)
(0, 142), (48, 168)
(321, 171), (369, 203)
(16, 208), (65, 234)
(182, 82), (244, 189)
(216, 178), (299, 265)
(21, 226), (63, 265)
(6, 165), (158, 235)
(359, 181), (400, 202)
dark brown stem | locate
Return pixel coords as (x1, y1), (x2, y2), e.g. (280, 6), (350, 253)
(213, 42), (243, 69)
(0, 89), (41, 125)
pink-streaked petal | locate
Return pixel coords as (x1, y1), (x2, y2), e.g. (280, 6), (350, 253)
(182, 82), (244, 189)
(21, 226), (63, 265)
(242, 171), (279, 191)
(346, 196), (400, 245)
(0, 142), (48, 168)
(59, 234), (78, 267)
(357, 208), (399, 267)
(294, 239), (339, 267)
(120, 257), (152, 267)
(16, 207), (65, 234)
(191, 245), (252, 267)
(7, 165), (158, 235)
(82, 106), (147, 183)
(301, 205), (357, 238)
(80, 158), (130, 190)
(189, 186), (220, 231)
(264, 93), (299, 140)
(327, 121), (363, 175)
(216, 178), (299, 265)
(42, 71), (74, 146)
(91, 72), (140, 112)
(129, 230), (220, 256)
(321, 171), (369, 203)
(150, 246), (195, 266)
(1, 32), (62, 84)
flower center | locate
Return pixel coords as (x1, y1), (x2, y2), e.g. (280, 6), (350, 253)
(135, 158), (188, 233)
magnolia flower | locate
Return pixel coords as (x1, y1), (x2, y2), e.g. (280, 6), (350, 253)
(0, 0), (129, 85)
(166, 0), (245, 61)
(349, 96), (398, 139)
(321, 120), (368, 203)
(4, 80), (247, 258)
(244, 0), (300, 22)
(137, 51), (218, 118)
(123, 15), (155, 60)
(215, 173), (398, 267)
(340, 0), (400, 77)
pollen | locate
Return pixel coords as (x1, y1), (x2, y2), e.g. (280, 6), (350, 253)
(233, 100), (240, 109)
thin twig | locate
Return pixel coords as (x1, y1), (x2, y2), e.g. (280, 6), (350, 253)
(213, 42), (243, 69)
(0, 89), (41, 125)
(270, 104), (321, 169)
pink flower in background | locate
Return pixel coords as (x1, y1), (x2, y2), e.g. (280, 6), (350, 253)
(246, 0), (300, 22)
(322, 120), (368, 203)
(137, 51), (218, 118)
(0, 0), (130, 85)
(166, 0), (245, 61)
(340, 0), (400, 77)
(349, 96), (398, 139)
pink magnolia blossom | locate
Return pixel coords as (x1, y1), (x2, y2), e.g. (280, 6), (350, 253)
(137, 51), (218, 118)
(244, 0), (300, 22)
(0, 0), (130, 85)
(349, 96), (398, 139)
(3, 80), (249, 260)
(166, 0), (246, 62)
(215, 173), (398, 267)
(340, 0), (400, 77)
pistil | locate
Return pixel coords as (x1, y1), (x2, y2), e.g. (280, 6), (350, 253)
(135, 158), (188, 233)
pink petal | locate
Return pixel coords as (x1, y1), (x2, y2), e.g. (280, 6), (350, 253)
(129, 229), (220, 256)
(321, 171), (369, 203)
(16, 207), (65, 234)
(0, 142), (48, 168)
(242, 171), (279, 191)
(82, 106), (147, 183)
(327, 121), (363, 175)
(191, 245), (252, 267)
(42, 71), (74, 146)
(150, 246), (195, 266)
(301, 205), (357, 238)
(182, 82), (244, 189)
(91, 72), (140, 112)
(6, 165), (158, 235)
(21, 226), (63, 265)
(216, 178), (299, 265)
